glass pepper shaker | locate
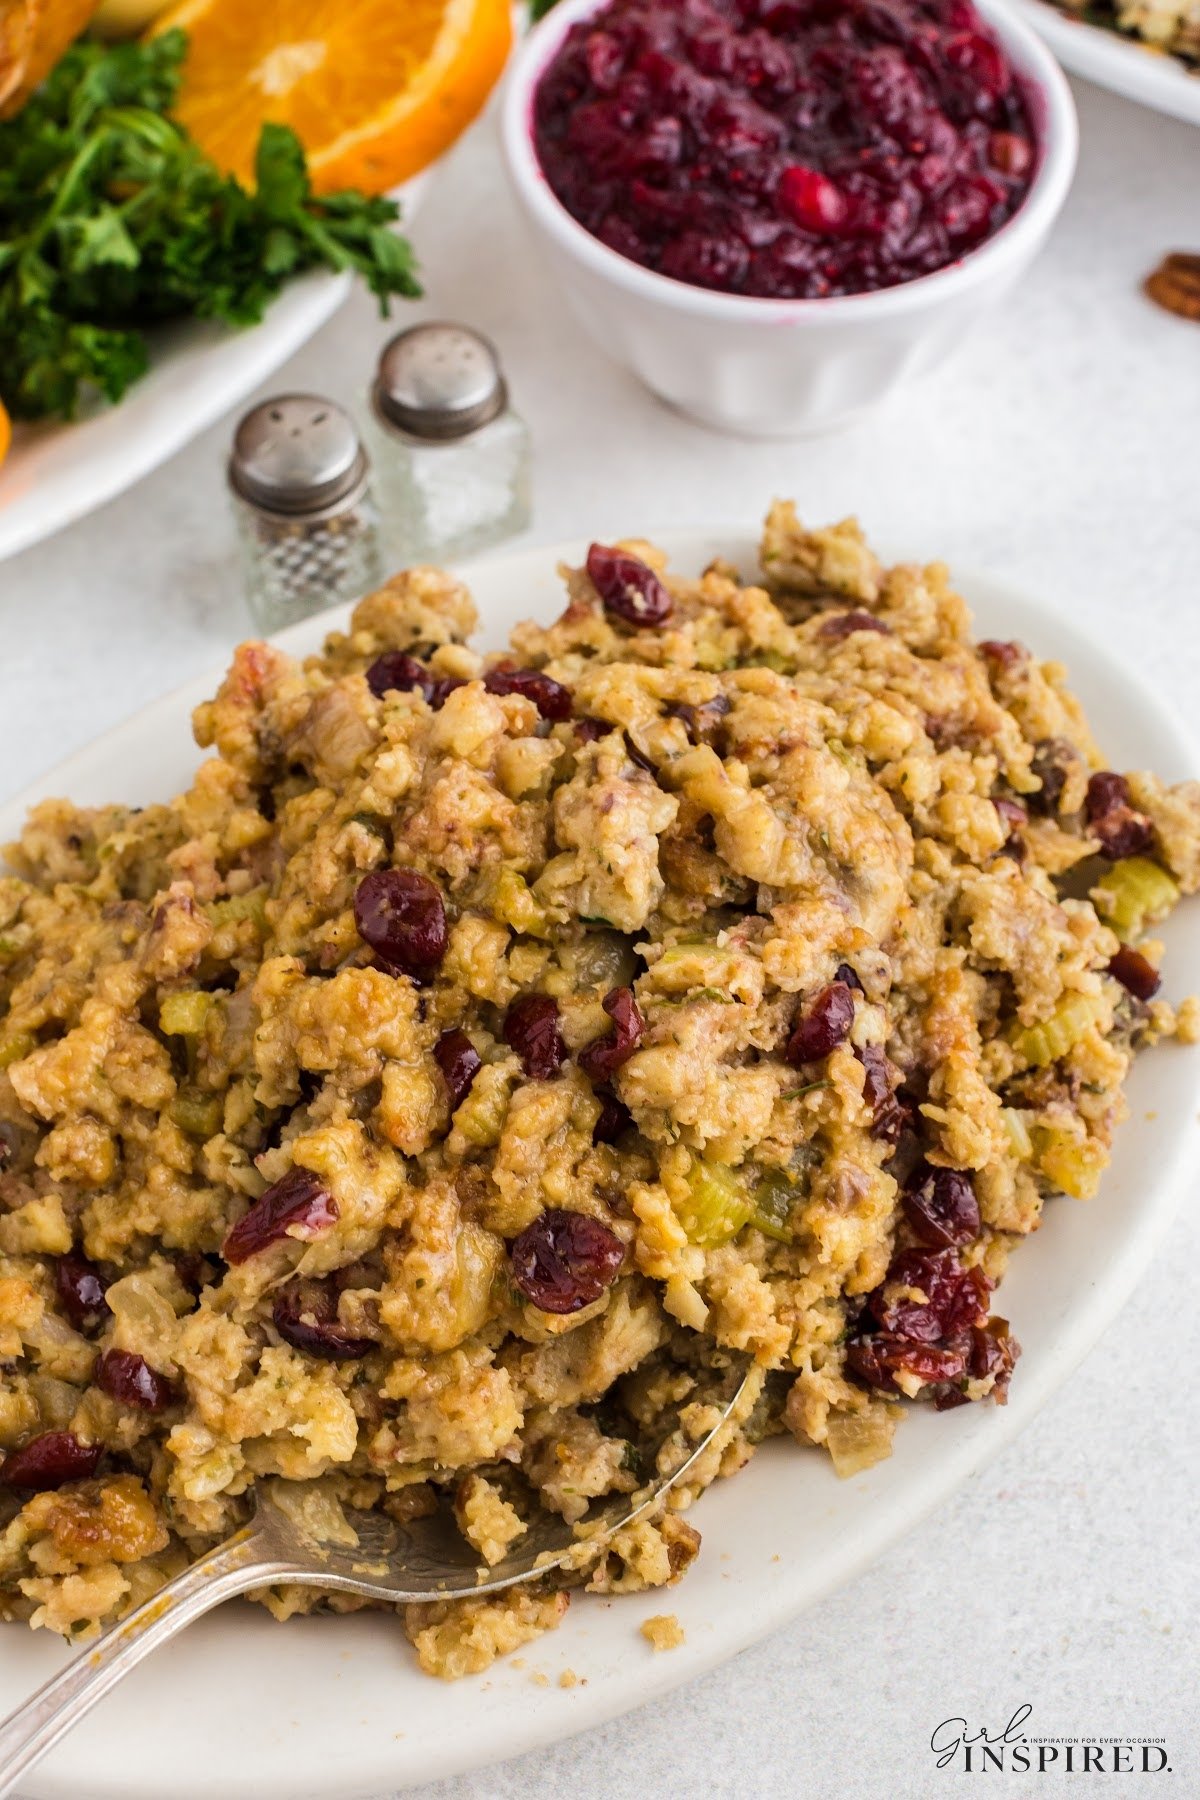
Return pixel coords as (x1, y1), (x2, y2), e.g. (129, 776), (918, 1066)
(228, 394), (384, 633)
(365, 322), (532, 567)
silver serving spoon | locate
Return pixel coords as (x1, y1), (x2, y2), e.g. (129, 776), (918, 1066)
(0, 1363), (750, 1794)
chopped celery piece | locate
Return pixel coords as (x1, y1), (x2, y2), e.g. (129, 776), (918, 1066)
(1094, 856), (1180, 941)
(1033, 1126), (1107, 1199)
(170, 1090), (223, 1140)
(489, 869), (550, 939)
(676, 1156), (753, 1248)
(0, 1030), (34, 1070)
(159, 991), (213, 1037)
(1000, 1108), (1034, 1160)
(205, 889), (268, 931)
(1009, 991), (1107, 1068)
(749, 1169), (798, 1242)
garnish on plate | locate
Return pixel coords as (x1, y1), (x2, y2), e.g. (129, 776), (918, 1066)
(151, 0), (512, 194)
(0, 29), (421, 421)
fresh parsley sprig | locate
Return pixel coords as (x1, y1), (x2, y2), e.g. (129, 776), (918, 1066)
(0, 30), (421, 420)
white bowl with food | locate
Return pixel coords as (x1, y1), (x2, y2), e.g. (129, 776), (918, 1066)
(502, 0), (1078, 436)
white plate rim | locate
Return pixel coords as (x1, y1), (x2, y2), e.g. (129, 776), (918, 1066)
(0, 177), (428, 566)
(0, 272), (350, 565)
(2, 527), (1199, 1800)
(998, 0), (1200, 124)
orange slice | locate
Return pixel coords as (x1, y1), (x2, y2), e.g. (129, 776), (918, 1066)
(0, 0), (98, 117)
(0, 399), (10, 468)
(151, 0), (512, 194)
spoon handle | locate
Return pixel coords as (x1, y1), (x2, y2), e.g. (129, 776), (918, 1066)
(0, 1526), (285, 1796)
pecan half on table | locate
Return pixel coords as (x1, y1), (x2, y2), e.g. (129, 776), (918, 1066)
(1144, 252), (1200, 323)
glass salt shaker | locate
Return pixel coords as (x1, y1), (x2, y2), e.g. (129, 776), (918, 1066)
(365, 322), (532, 566)
(228, 394), (384, 633)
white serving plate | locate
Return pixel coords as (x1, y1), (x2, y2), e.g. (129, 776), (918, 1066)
(2, 530), (1198, 1800)
(0, 180), (426, 566)
(999, 0), (1200, 125)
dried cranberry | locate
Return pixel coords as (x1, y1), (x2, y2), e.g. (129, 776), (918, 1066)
(1027, 737), (1078, 815)
(434, 1029), (483, 1112)
(504, 994), (566, 1080)
(579, 987), (645, 1082)
(994, 796), (1027, 836)
(1107, 945), (1161, 1002)
(96, 1349), (176, 1413)
(366, 652), (436, 703)
(1086, 771), (1132, 817)
(1096, 810), (1156, 862)
(978, 638), (1027, 672)
(855, 1044), (911, 1143)
(818, 609), (892, 640)
(171, 1251), (211, 1295)
(353, 868), (448, 977)
(845, 1334), (968, 1393)
(665, 694), (731, 748)
(575, 716), (610, 744)
(3, 1430), (102, 1491)
(833, 963), (864, 993)
(427, 676), (466, 710)
(509, 1207), (625, 1314)
(1085, 771), (1155, 861)
(786, 980), (856, 1065)
(901, 1164), (981, 1249)
(223, 1166), (339, 1264)
(484, 665), (573, 722)
(593, 1090), (633, 1143)
(586, 544), (673, 628)
(969, 1318), (1020, 1398)
(273, 1279), (374, 1362)
(870, 1247), (991, 1341)
(55, 1254), (110, 1332)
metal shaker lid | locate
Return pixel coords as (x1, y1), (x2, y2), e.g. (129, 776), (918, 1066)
(229, 395), (368, 515)
(373, 323), (507, 441)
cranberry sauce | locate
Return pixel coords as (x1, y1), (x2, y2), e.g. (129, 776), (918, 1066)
(533, 0), (1036, 300)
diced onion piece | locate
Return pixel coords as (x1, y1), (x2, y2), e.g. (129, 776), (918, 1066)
(826, 1409), (895, 1479)
(453, 1066), (512, 1149)
(105, 1271), (179, 1341)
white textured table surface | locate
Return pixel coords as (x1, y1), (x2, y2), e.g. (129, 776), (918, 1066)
(3, 69), (1200, 1800)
